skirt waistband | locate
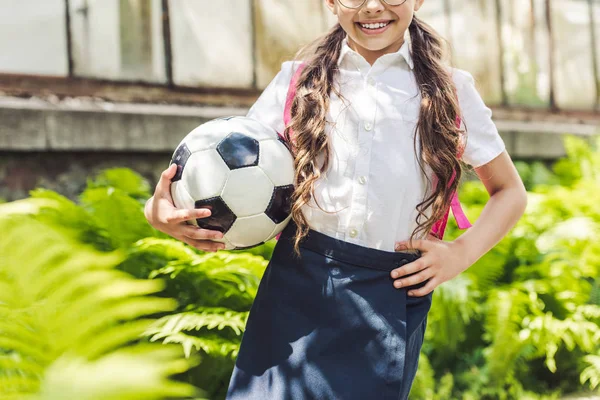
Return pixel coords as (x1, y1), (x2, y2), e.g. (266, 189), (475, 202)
(277, 221), (422, 272)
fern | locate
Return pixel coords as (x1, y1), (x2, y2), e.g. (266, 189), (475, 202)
(145, 308), (249, 358)
(86, 167), (152, 202)
(147, 253), (266, 311)
(0, 213), (200, 399)
(581, 354), (600, 390)
(152, 332), (240, 360)
(426, 274), (479, 357)
(483, 288), (532, 386)
(147, 307), (248, 338)
(79, 187), (155, 249)
(1, 190), (115, 251)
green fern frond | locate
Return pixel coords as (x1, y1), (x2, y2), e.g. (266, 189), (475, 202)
(86, 168), (151, 201)
(156, 332), (240, 360)
(581, 354), (600, 390)
(146, 307), (249, 339)
(79, 187), (155, 249)
(589, 279), (600, 306)
(0, 214), (199, 399)
(465, 238), (509, 291)
(132, 237), (198, 262)
(34, 346), (198, 400)
(147, 252), (267, 309)
(426, 274), (479, 355)
(3, 189), (115, 251)
(484, 288), (532, 385)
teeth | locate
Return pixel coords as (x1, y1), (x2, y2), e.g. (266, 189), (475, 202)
(360, 22), (389, 29)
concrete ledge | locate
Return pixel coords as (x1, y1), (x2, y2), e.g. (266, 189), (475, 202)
(0, 96), (246, 151)
(0, 96), (598, 157)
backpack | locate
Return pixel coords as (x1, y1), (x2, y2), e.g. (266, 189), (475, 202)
(276, 63), (471, 242)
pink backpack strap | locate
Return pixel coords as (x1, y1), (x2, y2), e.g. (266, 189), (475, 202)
(275, 63), (306, 241)
(278, 63), (306, 144)
(430, 115), (472, 240)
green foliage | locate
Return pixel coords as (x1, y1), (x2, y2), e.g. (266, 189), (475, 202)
(0, 168), (275, 399)
(145, 308), (248, 357)
(410, 136), (600, 399)
(86, 167), (152, 202)
(0, 214), (199, 400)
(123, 239), (268, 397)
(581, 353), (600, 390)
(4, 137), (600, 399)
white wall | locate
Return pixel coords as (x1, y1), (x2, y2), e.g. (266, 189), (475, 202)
(0, 0), (597, 110)
(553, 0), (596, 110)
(68, 0), (166, 82)
(169, 0), (254, 88)
(0, 0), (68, 76)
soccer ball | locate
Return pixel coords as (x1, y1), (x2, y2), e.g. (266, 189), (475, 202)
(169, 116), (295, 250)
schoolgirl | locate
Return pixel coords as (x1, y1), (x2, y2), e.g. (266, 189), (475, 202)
(145, 0), (527, 398)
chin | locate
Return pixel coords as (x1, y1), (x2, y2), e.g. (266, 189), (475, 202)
(354, 39), (396, 52)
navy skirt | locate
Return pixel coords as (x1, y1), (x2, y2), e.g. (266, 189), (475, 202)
(226, 222), (433, 400)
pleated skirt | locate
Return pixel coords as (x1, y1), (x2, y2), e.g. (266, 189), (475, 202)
(226, 221), (433, 400)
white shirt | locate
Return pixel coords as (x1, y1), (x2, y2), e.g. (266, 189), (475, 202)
(247, 37), (506, 251)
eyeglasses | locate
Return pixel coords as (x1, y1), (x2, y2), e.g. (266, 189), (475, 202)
(338, 0), (408, 9)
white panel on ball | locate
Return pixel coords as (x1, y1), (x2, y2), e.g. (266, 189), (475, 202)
(222, 167), (274, 218)
(226, 214), (277, 248)
(182, 150), (230, 201)
(213, 235), (234, 250)
(182, 122), (235, 153)
(258, 139), (295, 187)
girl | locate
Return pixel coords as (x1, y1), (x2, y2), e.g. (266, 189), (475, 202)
(145, 0), (528, 398)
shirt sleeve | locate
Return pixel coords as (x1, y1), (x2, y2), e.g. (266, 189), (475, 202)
(453, 68), (506, 168)
(246, 61), (298, 137)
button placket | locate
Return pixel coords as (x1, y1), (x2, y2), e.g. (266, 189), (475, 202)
(348, 72), (378, 245)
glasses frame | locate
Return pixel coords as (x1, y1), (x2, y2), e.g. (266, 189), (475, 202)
(337, 0), (408, 9)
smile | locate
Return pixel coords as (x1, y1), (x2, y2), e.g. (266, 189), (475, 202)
(356, 20), (394, 35)
(359, 21), (391, 30)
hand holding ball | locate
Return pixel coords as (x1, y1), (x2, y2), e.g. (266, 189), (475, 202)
(169, 116), (295, 250)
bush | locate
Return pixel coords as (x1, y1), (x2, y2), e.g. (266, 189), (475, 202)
(410, 136), (600, 399)
(1, 135), (598, 399)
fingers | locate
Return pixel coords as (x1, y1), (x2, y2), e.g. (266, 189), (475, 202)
(390, 258), (427, 279)
(392, 267), (433, 289)
(156, 164), (178, 198)
(395, 238), (433, 252)
(164, 208), (212, 225)
(180, 236), (226, 253)
(181, 225), (224, 241)
(406, 280), (436, 297)
(395, 239), (420, 252)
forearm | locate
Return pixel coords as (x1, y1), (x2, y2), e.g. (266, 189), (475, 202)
(454, 186), (528, 268)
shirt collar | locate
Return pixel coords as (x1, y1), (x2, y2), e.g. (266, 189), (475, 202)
(337, 35), (414, 70)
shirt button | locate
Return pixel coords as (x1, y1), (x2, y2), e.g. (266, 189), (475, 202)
(349, 229), (358, 238)
(367, 77), (376, 87)
(358, 176), (367, 185)
(364, 121), (373, 131)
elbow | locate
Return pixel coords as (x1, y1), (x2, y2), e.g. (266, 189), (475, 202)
(517, 185), (528, 219)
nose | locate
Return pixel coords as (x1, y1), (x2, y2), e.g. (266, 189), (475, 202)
(364, 0), (385, 13)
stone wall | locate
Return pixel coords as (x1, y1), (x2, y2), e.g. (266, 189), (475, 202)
(0, 151), (168, 202)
